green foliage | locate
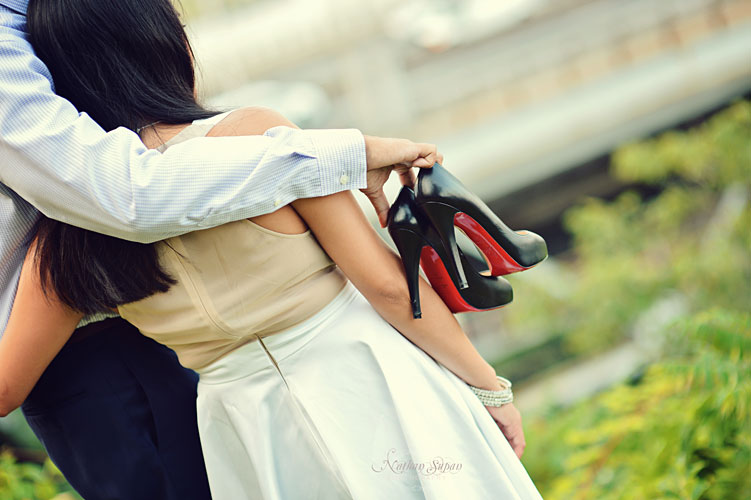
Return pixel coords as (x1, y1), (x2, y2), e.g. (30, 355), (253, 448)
(505, 99), (751, 356)
(0, 451), (81, 500)
(517, 100), (751, 498)
(612, 101), (751, 188)
(2, 96), (746, 500)
(523, 309), (751, 499)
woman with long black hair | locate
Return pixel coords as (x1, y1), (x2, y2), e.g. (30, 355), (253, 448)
(1, 0), (543, 498)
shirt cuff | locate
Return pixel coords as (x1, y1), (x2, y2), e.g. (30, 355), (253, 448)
(306, 128), (367, 194)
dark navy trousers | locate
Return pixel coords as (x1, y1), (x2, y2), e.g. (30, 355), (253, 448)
(21, 318), (212, 500)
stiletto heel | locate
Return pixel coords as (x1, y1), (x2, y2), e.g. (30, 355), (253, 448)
(416, 163), (548, 276)
(418, 201), (469, 290)
(389, 228), (425, 319)
(419, 245), (513, 313)
(387, 186), (513, 317)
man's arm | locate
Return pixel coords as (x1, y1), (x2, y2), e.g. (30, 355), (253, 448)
(0, 31), (368, 243)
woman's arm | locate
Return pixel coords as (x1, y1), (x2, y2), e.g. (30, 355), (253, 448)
(207, 106), (526, 456)
(210, 107), (501, 389)
(292, 190), (526, 457)
(292, 192), (501, 388)
(0, 239), (83, 416)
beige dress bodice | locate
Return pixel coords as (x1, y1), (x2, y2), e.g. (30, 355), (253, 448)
(118, 112), (348, 370)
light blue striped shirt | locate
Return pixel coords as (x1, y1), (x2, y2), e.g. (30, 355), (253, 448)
(0, 3), (367, 333)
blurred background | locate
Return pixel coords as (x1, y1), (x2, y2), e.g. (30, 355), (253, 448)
(2, 0), (750, 498)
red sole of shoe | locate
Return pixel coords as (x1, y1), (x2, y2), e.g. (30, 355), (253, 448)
(453, 212), (531, 276)
(420, 247), (502, 314)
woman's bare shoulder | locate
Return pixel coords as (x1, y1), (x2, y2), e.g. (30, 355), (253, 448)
(206, 106), (308, 234)
(207, 106), (299, 137)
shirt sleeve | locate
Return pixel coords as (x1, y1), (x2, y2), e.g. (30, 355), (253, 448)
(0, 35), (367, 244)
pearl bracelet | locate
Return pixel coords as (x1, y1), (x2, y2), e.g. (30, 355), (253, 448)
(468, 376), (514, 407)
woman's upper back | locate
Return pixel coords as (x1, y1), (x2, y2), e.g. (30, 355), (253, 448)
(118, 109), (348, 370)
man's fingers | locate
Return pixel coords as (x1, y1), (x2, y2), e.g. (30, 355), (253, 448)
(410, 143), (440, 168)
(365, 188), (391, 228)
(411, 152), (443, 168)
(377, 209), (389, 228)
(364, 136), (442, 171)
(397, 166), (417, 189)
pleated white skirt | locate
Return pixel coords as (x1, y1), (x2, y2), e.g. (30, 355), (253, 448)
(196, 282), (543, 500)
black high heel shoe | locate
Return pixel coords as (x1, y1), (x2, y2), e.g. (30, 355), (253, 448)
(387, 186), (513, 319)
(415, 163), (548, 279)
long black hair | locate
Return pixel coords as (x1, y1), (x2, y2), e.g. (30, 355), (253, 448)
(27, 0), (220, 314)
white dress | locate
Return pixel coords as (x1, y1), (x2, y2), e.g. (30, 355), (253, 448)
(196, 282), (543, 499)
(120, 113), (544, 500)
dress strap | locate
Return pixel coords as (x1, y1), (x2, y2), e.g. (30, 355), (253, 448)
(156, 110), (235, 152)
(193, 110), (235, 127)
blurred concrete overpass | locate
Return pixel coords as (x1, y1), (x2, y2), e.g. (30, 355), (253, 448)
(190, 0), (751, 221)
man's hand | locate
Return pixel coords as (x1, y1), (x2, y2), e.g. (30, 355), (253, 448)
(361, 136), (443, 227)
(486, 403), (526, 459)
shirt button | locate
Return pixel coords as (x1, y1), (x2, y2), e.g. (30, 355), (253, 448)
(274, 198), (282, 207)
(339, 174), (350, 185)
